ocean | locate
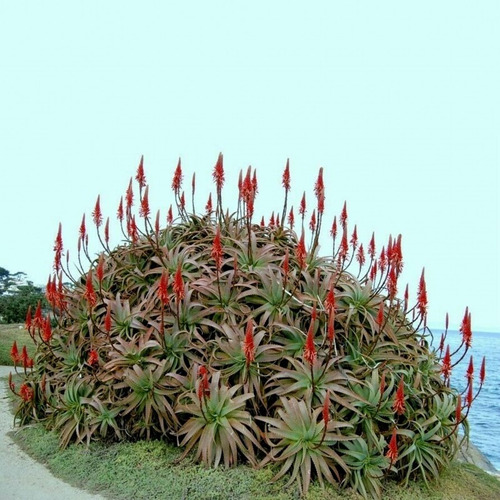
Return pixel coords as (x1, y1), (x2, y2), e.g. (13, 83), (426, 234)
(432, 329), (500, 471)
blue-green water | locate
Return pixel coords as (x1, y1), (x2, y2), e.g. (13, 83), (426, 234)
(433, 330), (500, 470)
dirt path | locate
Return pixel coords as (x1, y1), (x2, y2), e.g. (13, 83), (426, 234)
(0, 366), (106, 500)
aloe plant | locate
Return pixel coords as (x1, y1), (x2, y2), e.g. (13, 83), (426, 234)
(9, 155), (485, 498)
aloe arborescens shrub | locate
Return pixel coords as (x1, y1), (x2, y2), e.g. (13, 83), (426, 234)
(10, 155), (485, 498)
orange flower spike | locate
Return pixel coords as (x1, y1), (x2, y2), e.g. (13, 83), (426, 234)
(92, 195), (103, 228)
(96, 254), (105, 284)
(441, 345), (452, 380)
(296, 230), (307, 270)
(303, 320), (317, 365)
(386, 428), (398, 462)
(455, 394), (462, 422)
(330, 216), (338, 239)
(417, 268), (428, 317)
(243, 319), (256, 365)
(466, 356), (474, 383)
(126, 178), (134, 209)
(42, 318), (52, 343)
(213, 153), (225, 190)
(25, 306), (32, 332)
(139, 185), (150, 218)
(104, 217), (110, 244)
(350, 225), (358, 250)
(211, 226), (223, 271)
(393, 377), (405, 415)
(135, 155), (146, 188)
(309, 210), (316, 232)
(288, 207), (295, 229)
(356, 243), (365, 268)
(205, 193), (213, 214)
(460, 307), (472, 348)
(282, 248), (290, 276)
(84, 269), (97, 307)
(173, 263), (185, 302)
(10, 341), (19, 365)
(479, 356), (486, 384)
(172, 158), (183, 195)
(79, 213), (86, 241)
(167, 205), (173, 224)
(368, 232), (376, 259)
(282, 158), (291, 192)
(340, 201), (348, 229)
(376, 301), (384, 328)
(117, 196), (124, 221)
(88, 349), (99, 366)
(466, 380), (474, 407)
(299, 192), (306, 216)
(53, 222), (63, 273)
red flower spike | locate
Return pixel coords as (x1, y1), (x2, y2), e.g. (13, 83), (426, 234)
(327, 311), (335, 343)
(42, 318), (52, 343)
(378, 247), (387, 274)
(314, 167), (324, 200)
(117, 197), (124, 221)
(173, 263), (185, 302)
(213, 153), (225, 191)
(252, 169), (258, 194)
(192, 172), (196, 196)
(10, 341), (19, 364)
(269, 212), (275, 227)
(180, 191), (186, 210)
(260, 216), (265, 227)
(393, 377), (405, 415)
(96, 254), (105, 284)
(21, 345), (29, 368)
(79, 214), (86, 241)
(53, 223), (63, 273)
(126, 178), (134, 209)
(369, 260), (378, 282)
(282, 158), (291, 192)
(311, 304), (317, 323)
(172, 158), (183, 194)
(205, 194), (213, 214)
(299, 192), (306, 216)
(386, 428), (398, 462)
(33, 301), (43, 328)
(340, 201), (348, 229)
(356, 244), (366, 268)
(25, 306), (32, 332)
(288, 207), (295, 229)
(84, 269), (97, 307)
(135, 155), (146, 188)
(404, 284), (409, 311)
(324, 286), (335, 313)
(368, 233), (376, 259)
(460, 307), (472, 348)
(296, 230), (307, 270)
(104, 217), (110, 244)
(438, 333), (445, 355)
(303, 321), (317, 365)
(139, 185), (150, 218)
(455, 394), (462, 422)
(129, 215), (138, 243)
(197, 365), (210, 400)
(19, 383), (34, 402)
(330, 217), (338, 239)
(417, 268), (428, 318)
(167, 205), (173, 224)
(88, 349), (99, 366)
(350, 225), (358, 250)
(387, 265), (398, 299)
(155, 210), (160, 235)
(339, 228), (349, 261)
(322, 390), (330, 426)
(480, 357), (486, 384)
(243, 319), (255, 365)
(92, 195), (103, 228)
(466, 356), (474, 382)
(376, 301), (384, 328)
(441, 345), (452, 380)
(211, 226), (223, 271)
(309, 210), (316, 232)
(104, 304), (112, 332)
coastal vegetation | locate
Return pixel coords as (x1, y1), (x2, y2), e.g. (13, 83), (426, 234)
(7, 156), (486, 498)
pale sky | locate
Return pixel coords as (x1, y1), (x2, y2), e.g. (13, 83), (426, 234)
(1, 2), (498, 332)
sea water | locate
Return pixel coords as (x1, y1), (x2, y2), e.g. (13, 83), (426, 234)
(431, 329), (500, 470)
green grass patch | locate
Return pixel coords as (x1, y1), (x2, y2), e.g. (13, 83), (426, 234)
(7, 419), (500, 500)
(0, 324), (35, 366)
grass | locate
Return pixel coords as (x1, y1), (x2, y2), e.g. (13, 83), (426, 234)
(0, 323), (35, 366)
(5, 406), (500, 500)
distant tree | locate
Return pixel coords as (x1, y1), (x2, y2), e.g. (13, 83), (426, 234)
(0, 268), (45, 323)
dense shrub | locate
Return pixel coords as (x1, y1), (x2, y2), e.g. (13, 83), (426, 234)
(9, 156), (484, 498)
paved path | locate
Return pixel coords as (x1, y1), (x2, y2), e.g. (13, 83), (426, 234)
(0, 366), (106, 500)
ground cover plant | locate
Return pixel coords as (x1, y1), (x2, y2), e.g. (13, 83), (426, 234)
(8, 155), (486, 498)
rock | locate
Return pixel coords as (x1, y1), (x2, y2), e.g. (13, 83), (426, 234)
(456, 440), (499, 475)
